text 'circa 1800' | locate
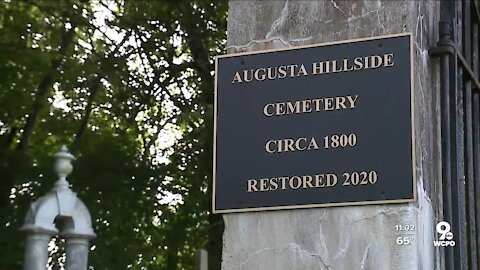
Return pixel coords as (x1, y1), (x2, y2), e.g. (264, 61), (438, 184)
(214, 33), (415, 213)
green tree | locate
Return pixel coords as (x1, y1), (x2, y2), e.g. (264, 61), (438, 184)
(0, 0), (226, 269)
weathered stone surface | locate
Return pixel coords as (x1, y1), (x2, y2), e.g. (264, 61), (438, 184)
(23, 233), (52, 270)
(65, 238), (90, 270)
(222, 1), (441, 269)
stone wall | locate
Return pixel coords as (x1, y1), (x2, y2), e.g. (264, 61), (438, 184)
(222, 1), (442, 269)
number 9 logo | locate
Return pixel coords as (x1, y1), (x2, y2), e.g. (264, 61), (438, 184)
(436, 221), (451, 240)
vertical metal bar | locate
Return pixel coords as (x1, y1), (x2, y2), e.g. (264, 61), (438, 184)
(450, 19), (469, 270)
(452, 59), (468, 270)
(439, 1), (459, 268)
(465, 0), (472, 66)
(442, 0), (457, 20)
(472, 18), (480, 269)
(450, 6), (469, 267)
(473, 9), (479, 75)
(474, 93), (480, 269)
(438, 21), (455, 270)
(474, 0), (480, 22)
(463, 2), (479, 269)
(465, 39), (479, 270)
(450, 55), (467, 270)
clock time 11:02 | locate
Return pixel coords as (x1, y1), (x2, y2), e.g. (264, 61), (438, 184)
(395, 224), (415, 231)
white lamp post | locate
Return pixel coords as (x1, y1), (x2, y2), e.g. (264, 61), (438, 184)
(21, 146), (95, 270)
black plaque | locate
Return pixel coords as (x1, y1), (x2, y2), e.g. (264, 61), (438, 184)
(213, 33), (415, 213)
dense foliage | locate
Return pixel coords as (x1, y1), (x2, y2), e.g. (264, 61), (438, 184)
(0, 0), (227, 269)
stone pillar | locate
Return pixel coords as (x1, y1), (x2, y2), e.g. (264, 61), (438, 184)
(195, 249), (208, 270)
(222, 1), (441, 270)
(64, 236), (91, 270)
(23, 232), (54, 270)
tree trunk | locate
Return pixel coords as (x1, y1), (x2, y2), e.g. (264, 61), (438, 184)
(17, 26), (75, 151)
(72, 77), (101, 152)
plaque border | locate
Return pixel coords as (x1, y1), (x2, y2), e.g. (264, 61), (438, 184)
(212, 32), (416, 214)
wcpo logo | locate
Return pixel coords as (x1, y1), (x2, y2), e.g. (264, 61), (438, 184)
(433, 221), (456, 247)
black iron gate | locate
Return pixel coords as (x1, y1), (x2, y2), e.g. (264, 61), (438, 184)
(430, 1), (480, 269)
